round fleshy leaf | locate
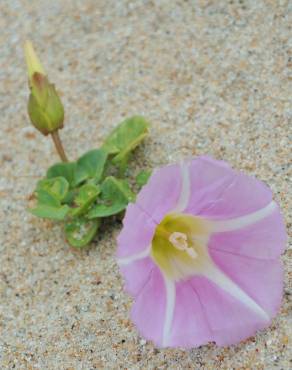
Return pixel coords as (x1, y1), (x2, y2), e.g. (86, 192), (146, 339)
(102, 116), (149, 170)
(37, 176), (69, 201)
(88, 176), (134, 218)
(75, 149), (107, 185)
(65, 218), (100, 248)
(69, 184), (100, 217)
(29, 188), (70, 221)
(47, 162), (77, 187)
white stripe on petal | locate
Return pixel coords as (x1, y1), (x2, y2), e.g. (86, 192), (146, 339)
(172, 162), (191, 213)
(117, 246), (151, 266)
(203, 263), (269, 321)
(208, 201), (277, 233)
(162, 275), (176, 347)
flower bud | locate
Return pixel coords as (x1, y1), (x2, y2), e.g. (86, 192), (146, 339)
(24, 41), (64, 135)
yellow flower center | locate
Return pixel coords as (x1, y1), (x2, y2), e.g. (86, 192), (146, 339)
(151, 213), (210, 280)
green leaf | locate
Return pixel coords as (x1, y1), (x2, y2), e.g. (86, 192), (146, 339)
(70, 184), (100, 217)
(36, 177), (69, 201)
(65, 218), (100, 248)
(136, 169), (152, 187)
(102, 116), (149, 168)
(87, 202), (126, 218)
(29, 203), (70, 220)
(75, 184), (100, 206)
(102, 176), (135, 203)
(29, 187), (70, 221)
(88, 176), (134, 218)
(47, 162), (77, 187)
(36, 189), (60, 207)
(62, 189), (76, 204)
(75, 149), (107, 184)
(116, 152), (131, 177)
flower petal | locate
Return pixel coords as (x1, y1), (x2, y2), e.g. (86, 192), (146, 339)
(209, 248), (283, 317)
(131, 267), (166, 345)
(119, 257), (155, 296)
(166, 280), (211, 348)
(136, 163), (182, 223)
(202, 262), (269, 321)
(208, 204), (286, 260)
(171, 161), (191, 213)
(185, 156), (272, 218)
(208, 201), (277, 232)
(116, 203), (156, 258)
(190, 276), (271, 346)
(162, 275), (176, 347)
(184, 156), (234, 214)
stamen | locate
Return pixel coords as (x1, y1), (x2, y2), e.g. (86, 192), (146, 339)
(169, 232), (188, 250)
(169, 232), (197, 259)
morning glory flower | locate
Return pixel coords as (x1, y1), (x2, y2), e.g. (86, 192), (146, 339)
(117, 156), (286, 348)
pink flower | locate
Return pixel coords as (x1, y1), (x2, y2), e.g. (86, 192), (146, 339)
(116, 156), (286, 348)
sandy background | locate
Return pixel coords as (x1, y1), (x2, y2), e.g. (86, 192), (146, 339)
(0, 1), (291, 369)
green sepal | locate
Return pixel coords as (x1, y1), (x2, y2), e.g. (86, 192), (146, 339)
(65, 217), (100, 248)
(69, 183), (100, 217)
(88, 176), (134, 218)
(28, 73), (64, 136)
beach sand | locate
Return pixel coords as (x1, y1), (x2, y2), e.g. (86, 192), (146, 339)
(0, 1), (291, 368)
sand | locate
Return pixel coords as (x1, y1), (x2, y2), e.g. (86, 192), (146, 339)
(0, 1), (291, 369)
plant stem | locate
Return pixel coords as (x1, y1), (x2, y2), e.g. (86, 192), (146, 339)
(50, 131), (68, 162)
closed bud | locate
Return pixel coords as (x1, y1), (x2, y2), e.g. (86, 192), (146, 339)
(24, 41), (64, 135)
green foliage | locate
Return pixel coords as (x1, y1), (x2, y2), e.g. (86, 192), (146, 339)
(65, 218), (100, 248)
(70, 184), (100, 217)
(36, 177), (69, 201)
(47, 162), (76, 187)
(103, 116), (149, 170)
(75, 149), (107, 185)
(136, 169), (152, 187)
(29, 202), (70, 220)
(29, 187), (70, 220)
(88, 177), (134, 218)
(28, 116), (150, 248)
